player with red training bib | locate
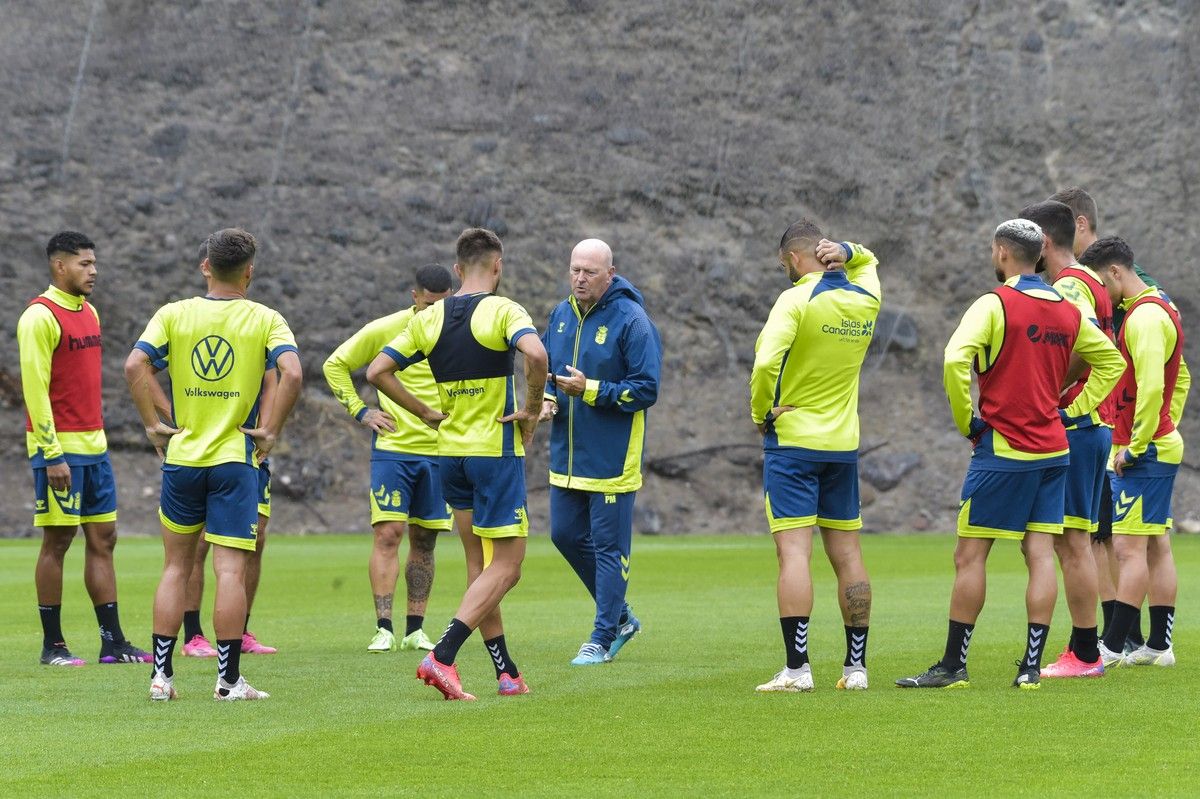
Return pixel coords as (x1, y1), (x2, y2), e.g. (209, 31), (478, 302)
(17, 231), (151, 668)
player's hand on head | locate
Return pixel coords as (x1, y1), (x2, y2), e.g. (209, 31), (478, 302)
(552, 365), (586, 397)
(46, 461), (72, 491)
(361, 409), (396, 433)
(539, 400), (558, 422)
(815, 239), (847, 268)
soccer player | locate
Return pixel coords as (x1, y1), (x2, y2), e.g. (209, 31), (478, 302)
(366, 227), (547, 701)
(145, 241), (276, 659)
(896, 219), (1123, 690)
(538, 239), (662, 665)
(1050, 186), (1158, 650)
(750, 220), (881, 693)
(18, 231), (151, 666)
(1081, 237), (1189, 667)
(1017, 201), (1111, 677)
(323, 264), (454, 653)
(126, 228), (302, 701)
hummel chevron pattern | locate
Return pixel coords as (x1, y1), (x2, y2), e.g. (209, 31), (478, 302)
(849, 633), (866, 667)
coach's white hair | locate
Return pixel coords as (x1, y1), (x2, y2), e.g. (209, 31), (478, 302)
(994, 218), (1043, 243)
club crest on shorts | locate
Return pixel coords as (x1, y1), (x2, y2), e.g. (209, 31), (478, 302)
(594, 325), (608, 345)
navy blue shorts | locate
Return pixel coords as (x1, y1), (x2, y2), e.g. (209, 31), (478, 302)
(1111, 461), (1178, 536)
(160, 462), (259, 550)
(762, 452), (861, 533)
(257, 461), (271, 519)
(369, 457), (452, 530)
(1063, 425), (1112, 532)
(958, 464), (1067, 540)
(439, 455), (528, 538)
(33, 455), (118, 527)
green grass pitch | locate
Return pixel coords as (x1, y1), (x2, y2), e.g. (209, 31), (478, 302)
(1, 532), (1196, 796)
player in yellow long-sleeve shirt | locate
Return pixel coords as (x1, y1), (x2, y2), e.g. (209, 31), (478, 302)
(1083, 237), (1190, 667)
(897, 219), (1124, 690)
(323, 264), (453, 653)
(750, 219), (881, 693)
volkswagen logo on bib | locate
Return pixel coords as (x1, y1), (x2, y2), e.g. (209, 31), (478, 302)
(191, 335), (235, 381)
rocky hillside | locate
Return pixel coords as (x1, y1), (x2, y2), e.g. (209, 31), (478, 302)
(3, 0), (1199, 536)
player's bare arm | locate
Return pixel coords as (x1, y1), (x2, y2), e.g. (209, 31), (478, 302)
(240, 350), (303, 460)
(499, 332), (548, 446)
(124, 349), (181, 458)
(365, 352), (446, 430)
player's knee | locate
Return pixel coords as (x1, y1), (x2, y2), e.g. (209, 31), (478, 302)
(85, 528), (117, 556)
(409, 527), (437, 554)
(373, 522), (404, 550)
(43, 533), (73, 559)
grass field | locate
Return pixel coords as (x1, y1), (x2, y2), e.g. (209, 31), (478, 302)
(1, 532), (1196, 797)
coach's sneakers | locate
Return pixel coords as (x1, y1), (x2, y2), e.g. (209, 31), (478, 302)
(570, 642), (610, 666)
(756, 664), (814, 693)
(607, 612), (641, 659)
(99, 640), (152, 664)
(40, 645), (85, 667)
(836, 666), (868, 690)
(183, 634), (218, 658)
(497, 672), (530, 695)
(417, 653), (476, 701)
(895, 663), (970, 689)
(1040, 649), (1104, 678)
(367, 628), (396, 653)
(214, 676), (270, 700)
(1097, 641), (1127, 668)
(241, 632), (277, 655)
(149, 670), (177, 701)
(399, 629), (435, 652)
(1124, 644), (1175, 667)
(1012, 662), (1041, 690)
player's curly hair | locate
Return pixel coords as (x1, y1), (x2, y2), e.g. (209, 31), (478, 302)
(1079, 236), (1134, 271)
(207, 228), (257, 276)
(46, 231), (95, 259)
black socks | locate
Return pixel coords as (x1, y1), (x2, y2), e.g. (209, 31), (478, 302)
(405, 615), (423, 637)
(1023, 623), (1049, 671)
(1147, 605), (1175, 651)
(94, 602), (126, 650)
(39, 604), (65, 649)
(432, 618), (472, 664)
(152, 634), (176, 678)
(780, 617), (809, 669)
(844, 626), (868, 668)
(217, 639), (241, 689)
(484, 635), (519, 678)
(940, 619), (974, 670)
(1103, 601), (1140, 653)
(1071, 626), (1100, 664)
(377, 617), (394, 633)
(183, 610), (204, 642)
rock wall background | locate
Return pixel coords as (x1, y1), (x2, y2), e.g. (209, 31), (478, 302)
(3, 0), (1199, 536)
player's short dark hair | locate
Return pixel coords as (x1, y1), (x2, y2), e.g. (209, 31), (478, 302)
(455, 228), (503, 267)
(1048, 186), (1099, 233)
(1019, 200), (1075, 251)
(1079, 236), (1135, 271)
(778, 218), (823, 252)
(206, 228), (256, 277)
(415, 263), (452, 293)
(197, 239), (209, 265)
(46, 231), (95, 259)
(993, 219), (1044, 264)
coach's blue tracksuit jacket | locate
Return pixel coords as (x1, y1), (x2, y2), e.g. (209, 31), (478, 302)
(543, 276), (662, 493)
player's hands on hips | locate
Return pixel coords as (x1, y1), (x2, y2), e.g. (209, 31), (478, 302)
(46, 461), (72, 491)
(552, 365), (587, 397)
(238, 425), (277, 462)
(360, 408), (396, 433)
(539, 400), (558, 422)
(815, 239), (847, 268)
(146, 421), (182, 459)
(1112, 447), (1132, 477)
(418, 407), (448, 431)
(756, 405), (796, 435)
(499, 407), (540, 445)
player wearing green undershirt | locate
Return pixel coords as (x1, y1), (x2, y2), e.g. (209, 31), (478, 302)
(323, 264), (453, 654)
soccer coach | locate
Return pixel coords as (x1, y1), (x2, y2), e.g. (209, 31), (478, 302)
(540, 239), (662, 666)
